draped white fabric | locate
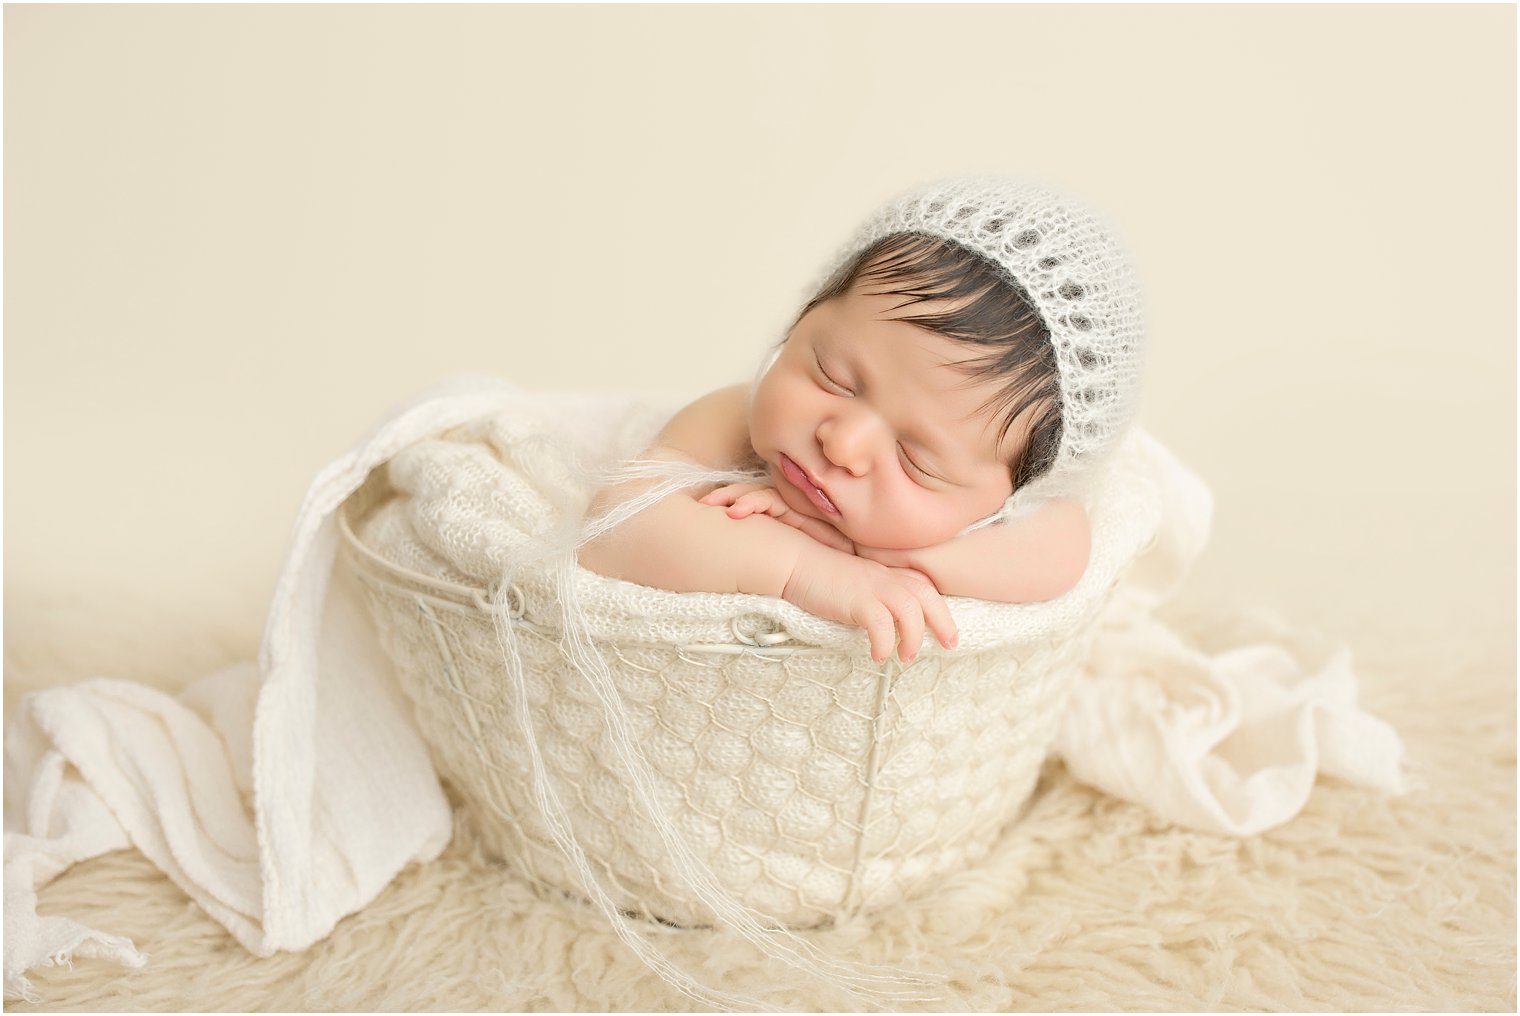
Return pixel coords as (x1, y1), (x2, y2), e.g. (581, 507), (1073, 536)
(3, 378), (1405, 1001)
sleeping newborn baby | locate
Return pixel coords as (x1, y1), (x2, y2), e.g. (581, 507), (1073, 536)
(580, 176), (1145, 665)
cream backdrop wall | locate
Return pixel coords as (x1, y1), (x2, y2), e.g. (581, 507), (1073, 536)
(5, 5), (1515, 670)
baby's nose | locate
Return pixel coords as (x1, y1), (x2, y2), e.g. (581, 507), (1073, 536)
(817, 411), (884, 477)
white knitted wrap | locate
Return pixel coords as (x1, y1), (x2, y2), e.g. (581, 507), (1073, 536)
(817, 175), (1146, 514)
(337, 393), (1163, 1006)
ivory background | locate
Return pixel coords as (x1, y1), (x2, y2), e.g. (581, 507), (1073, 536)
(5, 5), (1515, 663)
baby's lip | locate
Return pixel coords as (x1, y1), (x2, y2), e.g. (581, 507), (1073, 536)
(779, 454), (839, 515)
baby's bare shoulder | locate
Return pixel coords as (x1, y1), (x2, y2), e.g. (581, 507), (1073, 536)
(657, 384), (753, 468)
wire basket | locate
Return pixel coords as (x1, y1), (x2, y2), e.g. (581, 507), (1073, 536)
(338, 481), (1118, 928)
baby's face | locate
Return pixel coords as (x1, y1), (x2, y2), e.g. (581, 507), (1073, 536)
(749, 283), (1021, 551)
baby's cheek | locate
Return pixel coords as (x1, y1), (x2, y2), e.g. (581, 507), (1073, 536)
(896, 496), (979, 548)
(854, 504), (948, 552)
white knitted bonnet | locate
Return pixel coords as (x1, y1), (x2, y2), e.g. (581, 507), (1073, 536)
(813, 175), (1147, 515)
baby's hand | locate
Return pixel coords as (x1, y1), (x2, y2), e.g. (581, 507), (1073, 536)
(782, 543), (958, 664)
(699, 482), (856, 554)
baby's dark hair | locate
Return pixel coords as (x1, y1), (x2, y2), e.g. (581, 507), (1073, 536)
(793, 233), (1062, 492)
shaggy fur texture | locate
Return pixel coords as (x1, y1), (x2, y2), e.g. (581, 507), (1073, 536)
(4, 589), (1514, 1012)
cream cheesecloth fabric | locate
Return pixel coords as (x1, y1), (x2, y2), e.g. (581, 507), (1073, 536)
(4, 375), (1406, 1002)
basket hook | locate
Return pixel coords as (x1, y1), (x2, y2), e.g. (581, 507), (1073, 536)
(728, 616), (795, 648)
(478, 582), (527, 621)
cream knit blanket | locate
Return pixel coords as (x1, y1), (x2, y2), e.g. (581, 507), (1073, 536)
(2, 376), (1407, 1002)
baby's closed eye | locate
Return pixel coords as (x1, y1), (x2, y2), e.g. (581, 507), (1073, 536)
(897, 444), (945, 485)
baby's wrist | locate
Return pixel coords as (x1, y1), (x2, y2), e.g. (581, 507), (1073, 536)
(854, 543), (919, 570)
(781, 534), (857, 604)
(781, 537), (824, 598)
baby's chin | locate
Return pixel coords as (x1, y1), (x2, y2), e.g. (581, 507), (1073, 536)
(847, 516), (986, 553)
(832, 517), (940, 553)
(851, 534), (938, 553)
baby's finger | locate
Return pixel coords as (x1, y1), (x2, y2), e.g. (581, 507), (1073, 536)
(884, 589), (926, 664)
(738, 490), (782, 515)
(899, 571), (957, 650)
(699, 482), (762, 506)
(856, 603), (895, 665)
(725, 491), (775, 520)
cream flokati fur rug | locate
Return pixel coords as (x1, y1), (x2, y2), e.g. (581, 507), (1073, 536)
(3, 593), (1513, 1011)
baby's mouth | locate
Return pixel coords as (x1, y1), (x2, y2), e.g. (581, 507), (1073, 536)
(779, 454), (839, 515)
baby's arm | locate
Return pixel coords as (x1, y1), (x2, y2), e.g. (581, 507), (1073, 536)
(859, 498), (1091, 604)
(578, 387), (956, 662)
(702, 477), (1094, 602)
(700, 480), (1091, 605)
(697, 482), (856, 553)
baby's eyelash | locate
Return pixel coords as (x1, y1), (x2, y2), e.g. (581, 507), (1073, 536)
(815, 354), (853, 394)
(899, 445), (938, 481)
